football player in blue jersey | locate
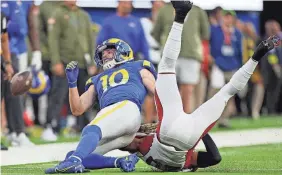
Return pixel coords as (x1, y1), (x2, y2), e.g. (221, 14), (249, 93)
(45, 38), (157, 173)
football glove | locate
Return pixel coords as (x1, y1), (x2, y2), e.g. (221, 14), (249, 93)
(31, 51), (42, 71)
(138, 123), (158, 135)
(65, 61), (79, 88)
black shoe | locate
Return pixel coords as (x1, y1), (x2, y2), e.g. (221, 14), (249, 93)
(1, 143), (8, 151)
(252, 35), (280, 61)
(171, 0), (193, 23)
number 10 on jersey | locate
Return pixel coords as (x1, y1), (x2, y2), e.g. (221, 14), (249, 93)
(100, 69), (129, 92)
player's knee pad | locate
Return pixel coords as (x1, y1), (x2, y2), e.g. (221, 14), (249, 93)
(82, 125), (102, 140)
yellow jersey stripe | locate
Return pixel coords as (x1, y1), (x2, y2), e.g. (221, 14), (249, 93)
(90, 100), (128, 125)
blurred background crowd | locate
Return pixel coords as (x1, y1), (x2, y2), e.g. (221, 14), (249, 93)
(1, 0), (282, 149)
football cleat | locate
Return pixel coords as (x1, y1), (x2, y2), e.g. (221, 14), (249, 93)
(65, 150), (75, 160)
(270, 35), (281, 47)
(117, 154), (140, 172)
(171, 0), (193, 23)
(45, 156), (85, 174)
(252, 35), (281, 61)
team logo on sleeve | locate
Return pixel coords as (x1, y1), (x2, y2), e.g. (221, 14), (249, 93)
(143, 60), (151, 67)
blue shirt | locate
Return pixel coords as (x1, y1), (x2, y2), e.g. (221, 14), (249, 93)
(210, 25), (243, 71)
(1, 1), (32, 55)
(85, 60), (157, 111)
(97, 14), (150, 61)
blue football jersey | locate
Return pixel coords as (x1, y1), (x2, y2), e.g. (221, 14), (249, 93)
(1, 1), (33, 54)
(85, 60), (157, 111)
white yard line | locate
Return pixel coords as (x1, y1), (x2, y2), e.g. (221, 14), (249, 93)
(1, 127), (282, 166)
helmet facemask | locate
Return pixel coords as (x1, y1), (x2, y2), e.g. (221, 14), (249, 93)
(97, 45), (125, 70)
(101, 48), (118, 70)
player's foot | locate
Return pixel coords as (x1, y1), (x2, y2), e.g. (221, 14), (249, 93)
(7, 132), (18, 146)
(65, 150), (75, 160)
(15, 133), (35, 147)
(252, 35), (281, 61)
(252, 111), (260, 120)
(116, 154), (139, 172)
(171, 0), (193, 23)
(41, 126), (58, 142)
(45, 156), (85, 174)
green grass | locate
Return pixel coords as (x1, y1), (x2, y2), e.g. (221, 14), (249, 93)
(1, 126), (80, 146)
(2, 144), (282, 175)
(1, 116), (281, 147)
(27, 126), (80, 145)
(32, 116), (282, 144)
(29, 135), (80, 145)
(210, 116), (282, 132)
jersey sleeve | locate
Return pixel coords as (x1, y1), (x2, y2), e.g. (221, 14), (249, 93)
(141, 60), (157, 79)
(85, 75), (98, 91)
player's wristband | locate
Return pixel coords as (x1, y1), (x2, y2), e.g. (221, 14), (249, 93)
(68, 81), (77, 88)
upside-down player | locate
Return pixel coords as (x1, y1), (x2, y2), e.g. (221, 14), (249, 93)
(63, 0), (280, 172)
(45, 38), (157, 173)
(130, 1), (279, 171)
(129, 1), (279, 171)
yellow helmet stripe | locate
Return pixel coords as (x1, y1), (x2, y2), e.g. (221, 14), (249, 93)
(29, 73), (47, 94)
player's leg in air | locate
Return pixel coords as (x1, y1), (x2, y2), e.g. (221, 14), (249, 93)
(157, 30), (280, 151)
(154, 0), (193, 145)
(187, 35), (281, 145)
(155, 0), (280, 154)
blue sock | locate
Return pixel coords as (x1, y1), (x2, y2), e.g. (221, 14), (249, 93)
(71, 125), (102, 160)
(83, 153), (120, 169)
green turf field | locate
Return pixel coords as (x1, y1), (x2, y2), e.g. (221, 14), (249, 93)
(1, 115), (281, 154)
(2, 144), (282, 175)
(210, 115), (282, 132)
(26, 116), (282, 145)
(1, 116), (280, 146)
